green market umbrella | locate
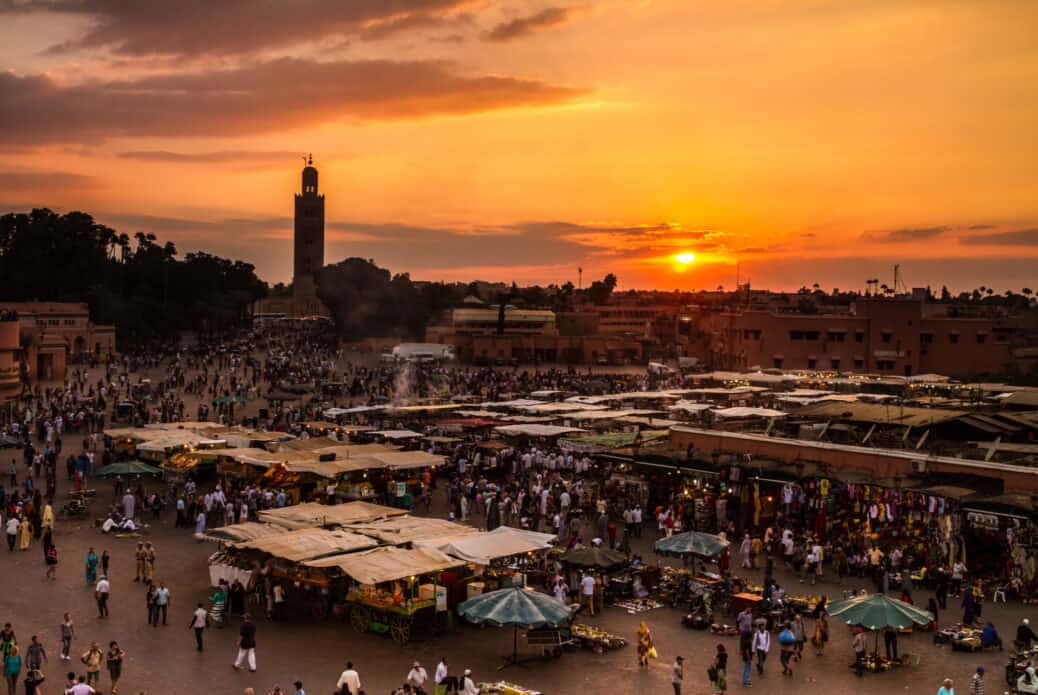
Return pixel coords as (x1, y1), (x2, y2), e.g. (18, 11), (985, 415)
(560, 546), (628, 570)
(95, 460), (164, 478)
(655, 531), (729, 559)
(827, 593), (933, 630)
(458, 587), (572, 668)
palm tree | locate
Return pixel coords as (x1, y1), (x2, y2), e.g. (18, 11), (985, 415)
(1024, 288), (1033, 296)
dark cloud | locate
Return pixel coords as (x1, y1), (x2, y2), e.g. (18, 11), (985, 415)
(967, 224), (996, 230)
(0, 170), (98, 191)
(6, 0), (474, 56)
(861, 225), (949, 242)
(115, 150), (303, 164)
(959, 228), (1038, 246)
(735, 247), (768, 254)
(0, 58), (584, 145)
(487, 7), (574, 42)
(359, 11), (473, 41)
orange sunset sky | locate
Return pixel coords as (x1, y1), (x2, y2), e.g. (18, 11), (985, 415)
(1, 0), (1036, 292)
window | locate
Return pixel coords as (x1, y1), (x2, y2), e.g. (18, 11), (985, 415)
(773, 358), (784, 369)
(789, 330), (820, 341)
(853, 359), (864, 370)
(830, 358), (841, 370)
(881, 331), (893, 344)
(949, 333), (960, 344)
(807, 358), (817, 369)
(876, 359), (895, 370)
(742, 329), (761, 340)
(976, 333), (987, 344)
(920, 333), (934, 345)
(855, 331), (864, 343)
(826, 331), (846, 342)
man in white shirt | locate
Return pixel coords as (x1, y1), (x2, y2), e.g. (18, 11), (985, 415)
(434, 658), (451, 695)
(335, 661), (361, 695)
(580, 573), (597, 616)
(407, 661), (428, 694)
(95, 576), (110, 618)
(190, 602), (209, 651)
(751, 624), (771, 675)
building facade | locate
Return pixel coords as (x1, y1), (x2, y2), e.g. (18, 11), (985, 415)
(693, 289), (1034, 378)
(0, 313), (19, 401)
(0, 302), (116, 383)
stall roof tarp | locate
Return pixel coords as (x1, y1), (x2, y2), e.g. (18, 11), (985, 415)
(257, 501), (408, 530)
(371, 429), (425, 440)
(494, 424), (586, 437)
(560, 430), (668, 452)
(234, 527), (378, 562)
(347, 450), (445, 470)
(306, 546), (463, 584)
(669, 401), (714, 414)
(344, 516), (479, 545)
(521, 402), (608, 413)
(686, 386), (771, 396)
(712, 407), (787, 419)
(793, 401), (972, 427)
(204, 522), (287, 543)
(415, 526), (555, 564)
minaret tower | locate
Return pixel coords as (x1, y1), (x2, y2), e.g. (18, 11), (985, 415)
(292, 153), (326, 316)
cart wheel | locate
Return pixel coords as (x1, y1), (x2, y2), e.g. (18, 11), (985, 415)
(390, 615), (411, 644)
(349, 605), (369, 634)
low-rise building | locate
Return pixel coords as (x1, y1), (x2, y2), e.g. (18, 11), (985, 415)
(0, 302), (116, 382)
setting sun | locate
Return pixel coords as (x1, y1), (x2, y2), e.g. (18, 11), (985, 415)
(675, 252), (696, 265)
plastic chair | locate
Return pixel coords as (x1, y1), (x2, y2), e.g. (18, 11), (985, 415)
(992, 586), (1007, 604)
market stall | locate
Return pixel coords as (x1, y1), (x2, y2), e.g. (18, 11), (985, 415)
(307, 546), (463, 643)
(458, 586), (573, 668)
(827, 593), (933, 673)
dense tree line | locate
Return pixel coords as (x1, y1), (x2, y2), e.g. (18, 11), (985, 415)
(0, 208), (266, 345)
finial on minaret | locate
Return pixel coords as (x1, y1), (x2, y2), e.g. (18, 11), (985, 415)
(307, 153), (313, 166)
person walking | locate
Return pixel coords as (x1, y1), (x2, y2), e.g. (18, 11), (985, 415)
(812, 612), (829, 656)
(154, 582), (170, 626)
(335, 662), (361, 695)
(59, 614), (74, 661)
(232, 613), (257, 672)
(938, 678), (955, 695)
(778, 623), (796, 676)
(22, 667), (44, 695)
(580, 572), (596, 617)
(670, 655), (684, 695)
(106, 641), (124, 694)
(45, 544), (57, 580)
(636, 622), (654, 668)
(5, 517), (17, 552)
(84, 548), (99, 585)
(406, 661), (428, 695)
(711, 646), (727, 694)
(95, 575), (110, 618)
(142, 542), (156, 583)
(3, 644), (21, 695)
(24, 637), (45, 673)
(80, 642), (103, 690)
(189, 603), (209, 651)
(751, 623), (770, 676)
(134, 542), (145, 582)
(145, 582), (158, 626)
(17, 517), (30, 552)
(970, 666), (985, 695)
(459, 669), (477, 695)
(740, 631), (753, 687)
(852, 627), (867, 677)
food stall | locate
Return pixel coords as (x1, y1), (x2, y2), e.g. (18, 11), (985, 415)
(307, 546), (464, 643)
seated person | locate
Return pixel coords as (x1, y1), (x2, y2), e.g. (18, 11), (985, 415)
(981, 621), (1003, 651)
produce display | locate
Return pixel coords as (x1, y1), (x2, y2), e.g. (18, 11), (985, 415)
(571, 623), (627, 650)
(612, 598), (663, 613)
(479, 682), (543, 695)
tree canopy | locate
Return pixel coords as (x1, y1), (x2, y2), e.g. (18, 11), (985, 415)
(0, 208), (266, 344)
